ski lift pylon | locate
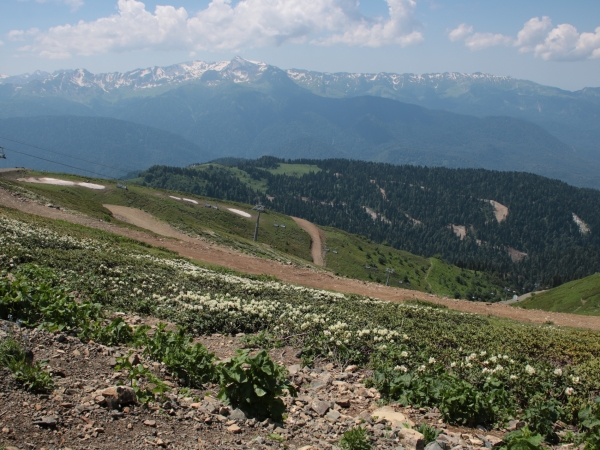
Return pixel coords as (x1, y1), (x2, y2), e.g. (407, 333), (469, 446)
(0, 146), (6, 159)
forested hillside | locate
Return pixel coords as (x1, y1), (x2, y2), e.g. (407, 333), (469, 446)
(138, 158), (600, 291)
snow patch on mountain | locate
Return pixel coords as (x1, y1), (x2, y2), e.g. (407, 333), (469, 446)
(0, 57), (514, 98)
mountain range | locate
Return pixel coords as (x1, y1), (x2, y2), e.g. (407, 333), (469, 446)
(0, 57), (599, 188)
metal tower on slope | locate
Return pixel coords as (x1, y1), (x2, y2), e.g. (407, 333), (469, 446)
(252, 203), (266, 242)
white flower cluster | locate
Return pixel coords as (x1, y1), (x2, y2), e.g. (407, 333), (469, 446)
(0, 217), (112, 253)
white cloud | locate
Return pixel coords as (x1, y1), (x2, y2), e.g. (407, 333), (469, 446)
(449, 16), (600, 61)
(448, 24), (512, 50)
(448, 23), (472, 42)
(11, 0), (423, 59)
(464, 32), (512, 51)
(314, 0), (423, 47)
(33, 0), (84, 12)
(515, 16), (551, 51)
(531, 23), (600, 61)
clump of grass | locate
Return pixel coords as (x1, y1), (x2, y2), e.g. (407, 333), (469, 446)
(339, 427), (372, 450)
(0, 332), (53, 393)
(416, 422), (440, 444)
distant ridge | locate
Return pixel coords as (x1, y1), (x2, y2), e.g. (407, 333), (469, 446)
(1, 57), (600, 188)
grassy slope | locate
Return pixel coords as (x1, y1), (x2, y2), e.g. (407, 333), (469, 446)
(517, 273), (600, 316)
(1, 170), (505, 300)
(266, 163), (321, 177)
(322, 226), (503, 300)
(1, 171), (312, 263)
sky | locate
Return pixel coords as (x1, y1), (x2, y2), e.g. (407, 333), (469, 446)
(1, 0), (599, 91)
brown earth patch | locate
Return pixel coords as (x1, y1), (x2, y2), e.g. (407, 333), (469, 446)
(291, 216), (326, 267)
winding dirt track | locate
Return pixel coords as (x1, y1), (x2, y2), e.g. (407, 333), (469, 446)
(291, 216), (325, 266)
(1, 188), (600, 331)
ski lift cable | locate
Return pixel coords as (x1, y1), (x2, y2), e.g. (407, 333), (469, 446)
(0, 135), (136, 175)
(1, 145), (119, 180)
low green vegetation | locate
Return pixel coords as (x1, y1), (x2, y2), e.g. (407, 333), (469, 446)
(0, 172), (312, 263)
(517, 273), (600, 316)
(339, 427), (372, 450)
(217, 349), (296, 421)
(323, 226), (505, 299)
(0, 333), (54, 393)
(266, 163), (321, 177)
(2, 206), (600, 445)
(416, 423), (440, 444)
(140, 157), (600, 293)
(0, 170), (509, 299)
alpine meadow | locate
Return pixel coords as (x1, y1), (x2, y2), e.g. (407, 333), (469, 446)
(2, 3), (600, 448)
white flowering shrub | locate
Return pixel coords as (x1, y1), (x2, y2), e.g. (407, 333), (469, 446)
(2, 213), (600, 431)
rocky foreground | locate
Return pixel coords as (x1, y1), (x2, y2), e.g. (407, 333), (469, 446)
(1, 319), (524, 450)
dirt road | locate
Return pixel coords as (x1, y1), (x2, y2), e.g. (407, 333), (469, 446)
(291, 216), (325, 266)
(1, 188), (599, 331)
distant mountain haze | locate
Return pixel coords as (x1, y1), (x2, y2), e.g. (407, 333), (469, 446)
(0, 116), (213, 178)
(0, 57), (598, 188)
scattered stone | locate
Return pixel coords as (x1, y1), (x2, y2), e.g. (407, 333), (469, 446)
(227, 424), (242, 434)
(229, 408), (247, 420)
(335, 397), (351, 408)
(288, 364), (301, 375)
(506, 419), (525, 431)
(311, 400), (332, 416)
(344, 365), (358, 373)
(325, 410), (341, 423)
(101, 386), (137, 405)
(485, 435), (503, 447)
(371, 406), (414, 428)
(32, 416), (58, 427)
(144, 420), (157, 427)
(425, 442), (443, 450)
(398, 428), (425, 450)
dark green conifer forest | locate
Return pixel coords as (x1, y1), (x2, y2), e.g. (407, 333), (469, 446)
(138, 157), (600, 291)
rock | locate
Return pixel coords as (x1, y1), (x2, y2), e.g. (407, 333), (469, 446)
(1, 427), (9, 433)
(335, 397), (351, 408)
(485, 435), (503, 447)
(371, 406), (414, 428)
(219, 406), (230, 416)
(357, 410), (373, 423)
(398, 428), (425, 450)
(227, 424), (242, 434)
(469, 438), (484, 446)
(344, 365), (358, 373)
(32, 416), (58, 427)
(288, 364), (301, 375)
(325, 410), (341, 423)
(298, 447), (318, 450)
(229, 408), (247, 420)
(356, 387), (374, 398)
(297, 395), (312, 404)
(310, 380), (327, 390)
(101, 386), (137, 405)
(311, 400), (332, 416)
(506, 419), (525, 431)
(128, 353), (141, 365)
(144, 420), (157, 427)
(425, 442), (444, 450)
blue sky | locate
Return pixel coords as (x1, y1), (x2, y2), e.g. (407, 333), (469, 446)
(1, 0), (599, 90)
